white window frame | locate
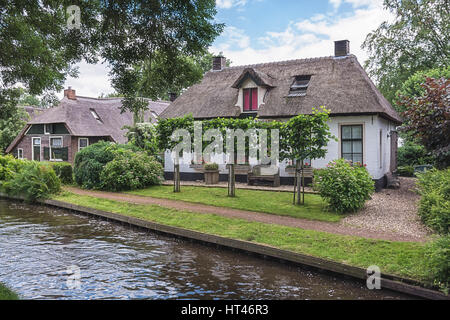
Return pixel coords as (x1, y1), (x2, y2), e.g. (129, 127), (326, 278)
(49, 136), (63, 161)
(78, 137), (89, 151)
(17, 148), (23, 159)
(31, 137), (41, 161)
(338, 123), (365, 165)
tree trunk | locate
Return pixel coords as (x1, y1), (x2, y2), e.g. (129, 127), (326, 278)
(293, 161), (298, 204)
(228, 163), (235, 197)
(296, 160), (302, 205)
(174, 163), (181, 193)
(301, 161), (305, 205)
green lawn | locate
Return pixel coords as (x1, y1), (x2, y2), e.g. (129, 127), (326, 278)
(126, 185), (342, 222)
(0, 283), (18, 300)
(53, 191), (428, 281)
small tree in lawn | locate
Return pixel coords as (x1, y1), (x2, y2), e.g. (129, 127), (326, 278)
(280, 107), (335, 205)
(398, 77), (450, 169)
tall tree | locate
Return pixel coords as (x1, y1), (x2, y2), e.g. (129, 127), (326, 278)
(362, 0), (450, 104)
(398, 77), (450, 168)
(103, 0), (223, 122)
(0, 1), (100, 104)
(0, 1), (223, 124)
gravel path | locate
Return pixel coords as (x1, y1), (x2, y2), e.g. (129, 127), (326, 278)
(340, 177), (430, 240)
(65, 184), (427, 243)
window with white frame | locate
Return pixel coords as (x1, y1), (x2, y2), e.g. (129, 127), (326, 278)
(50, 137), (63, 161)
(78, 138), (89, 151)
(17, 148), (23, 159)
(341, 125), (363, 164)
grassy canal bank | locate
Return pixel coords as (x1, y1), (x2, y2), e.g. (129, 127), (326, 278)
(53, 191), (429, 283)
(127, 185), (340, 222)
(0, 283), (18, 300)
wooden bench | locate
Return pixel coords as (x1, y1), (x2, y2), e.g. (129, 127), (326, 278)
(248, 165), (280, 187)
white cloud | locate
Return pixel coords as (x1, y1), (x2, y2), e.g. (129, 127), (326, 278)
(216, 0), (248, 9)
(214, 26), (250, 51)
(57, 61), (114, 99)
(211, 0), (393, 66)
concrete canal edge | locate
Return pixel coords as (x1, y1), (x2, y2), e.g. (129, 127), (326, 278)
(0, 193), (447, 300)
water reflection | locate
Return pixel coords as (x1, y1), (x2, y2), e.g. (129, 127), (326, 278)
(0, 199), (412, 300)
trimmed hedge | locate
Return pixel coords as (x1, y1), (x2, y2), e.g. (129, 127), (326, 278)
(416, 169), (450, 235)
(313, 159), (374, 213)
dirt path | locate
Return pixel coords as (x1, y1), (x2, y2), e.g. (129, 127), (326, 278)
(64, 186), (427, 243)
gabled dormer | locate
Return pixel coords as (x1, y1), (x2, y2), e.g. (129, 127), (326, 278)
(231, 68), (275, 113)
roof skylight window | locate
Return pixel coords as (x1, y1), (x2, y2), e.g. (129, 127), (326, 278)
(90, 108), (103, 123)
(288, 75), (311, 97)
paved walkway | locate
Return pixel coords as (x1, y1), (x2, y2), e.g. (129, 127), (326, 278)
(65, 186), (426, 243)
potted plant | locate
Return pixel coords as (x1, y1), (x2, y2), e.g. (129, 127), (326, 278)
(203, 162), (219, 185)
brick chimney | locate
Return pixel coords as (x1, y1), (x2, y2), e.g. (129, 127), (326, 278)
(212, 56), (227, 71)
(168, 92), (177, 102)
(334, 40), (350, 57)
(64, 86), (76, 100)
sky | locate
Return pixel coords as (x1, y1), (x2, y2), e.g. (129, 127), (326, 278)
(59, 0), (393, 98)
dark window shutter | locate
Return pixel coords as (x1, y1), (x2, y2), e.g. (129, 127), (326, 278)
(61, 147), (68, 161)
(43, 147), (50, 161)
(13, 148), (18, 158)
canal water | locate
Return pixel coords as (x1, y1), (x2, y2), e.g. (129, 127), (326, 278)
(0, 199), (413, 300)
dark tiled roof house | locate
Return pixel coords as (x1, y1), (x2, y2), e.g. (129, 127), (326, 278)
(160, 40), (402, 189)
(6, 88), (169, 163)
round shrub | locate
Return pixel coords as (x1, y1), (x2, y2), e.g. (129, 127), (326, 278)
(313, 158), (375, 213)
(4, 161), (60, 201)
(100, 150), (163, 191)
(74, 141), (138, 189)
(416, 169), (450, 235)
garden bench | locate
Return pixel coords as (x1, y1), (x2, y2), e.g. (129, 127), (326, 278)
(248, 165), (280, 187)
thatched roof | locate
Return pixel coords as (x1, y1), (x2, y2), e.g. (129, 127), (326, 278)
(6, 96), (169, 153)
(161, 55), (401, 124)
(30, 96), (169, 143)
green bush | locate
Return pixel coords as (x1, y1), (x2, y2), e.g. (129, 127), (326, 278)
(424, 235), (450, 293)
(4, 161), (60, 201)
(44, 162), (73, 184)
(313, 159), (375, 213)
(100, 150), (163, 191)
(204, 162), (219, 171)
(398, 141), (433, 167)
(0, 154), (25, 183)
(396, 165), (415, 177)
(416, 169), (450, 235)
(74, 141), (138, 189)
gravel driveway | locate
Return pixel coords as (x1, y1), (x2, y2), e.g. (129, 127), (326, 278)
(340, 177), (430, 240)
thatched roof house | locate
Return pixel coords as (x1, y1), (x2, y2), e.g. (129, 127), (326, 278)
(7, 88), (169, 163)
(161, 46), (401, 124)
(161, 40), (401, 190)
